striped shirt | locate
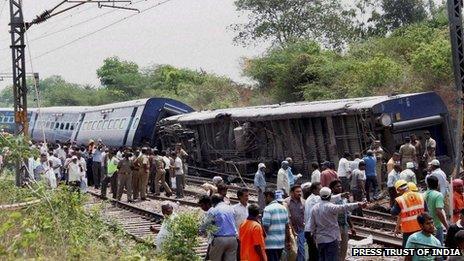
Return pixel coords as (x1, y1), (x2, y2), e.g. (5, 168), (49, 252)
(262, 200), (289, 249)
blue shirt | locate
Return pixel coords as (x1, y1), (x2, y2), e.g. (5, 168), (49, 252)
(262, 200), (289, 249)
(363, 156), (376, 176)
(92, 149), (103, 162)
(287, 167), (295, 187)
(201, 202), (237, 237)
(254, 170), (266, 191)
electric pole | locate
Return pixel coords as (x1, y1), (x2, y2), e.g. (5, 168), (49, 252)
(9, 0), (137, 186)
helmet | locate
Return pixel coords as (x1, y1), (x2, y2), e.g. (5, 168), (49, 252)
(407, 182), (418, 192)
(395, 180), (408, 191)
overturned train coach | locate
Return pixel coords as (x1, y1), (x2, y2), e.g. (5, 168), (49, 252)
(157, 92), (454, 177)
(0, 98), (193, 147)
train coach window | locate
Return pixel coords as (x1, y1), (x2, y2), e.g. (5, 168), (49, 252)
(8, 117), (14, 123)
(92, 121), (97, 130)
(115, 119), (120, 129)
(54, 122), (59, 129)
(82, 122), (87, 130)
(60, 123), (64, 130)
(45, 121), (50, 128)
(119, 118), (126, 129)
(109, 119), (115, 129)
(132, 117), (139, 129)
(0, 116), (3, 123)
(97, 120), (103, 130)
(70, 123), (75, 131)
(103, 120), (109, 129)
(65, 123), (70, 130)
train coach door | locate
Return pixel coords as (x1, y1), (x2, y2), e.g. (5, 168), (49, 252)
(72, 113), (86, 142)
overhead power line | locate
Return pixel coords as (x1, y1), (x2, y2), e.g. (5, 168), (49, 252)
(33, 0), (173, 60)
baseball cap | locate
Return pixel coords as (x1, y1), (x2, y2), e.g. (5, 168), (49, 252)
(320, 187), (332, 199)
(71, 155), (78, 160)
(429, 159), (440, 166)
(258, 163), (266, 169)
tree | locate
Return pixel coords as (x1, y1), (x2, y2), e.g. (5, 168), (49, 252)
(231, 0), (356, 50)
(372, 0), (428, 35)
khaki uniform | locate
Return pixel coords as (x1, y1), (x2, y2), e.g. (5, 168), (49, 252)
(399, 143), (416, 169)
(424, 138), (437, 163)
(117, 159), (133, 201)
(154, 155), (172, 195)
(132, 157), (141, 199)
(138, 154), (150, 199)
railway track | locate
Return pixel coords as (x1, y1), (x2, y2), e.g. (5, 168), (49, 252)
(351, 226), (402, 248)
(86, 190), (208, 258)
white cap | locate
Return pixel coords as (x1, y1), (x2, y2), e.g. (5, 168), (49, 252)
(429, 159), (440, 166)
(301, 182), (311, 189)
(320, 187), (332, 199)
(258, 163), (266, 169)
(71, 156), (78, 160)
(406, 162), (414, 169)
(212, 176), (223, 184)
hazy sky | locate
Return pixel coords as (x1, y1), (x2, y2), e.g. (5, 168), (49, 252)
(0, 0), (267, 89)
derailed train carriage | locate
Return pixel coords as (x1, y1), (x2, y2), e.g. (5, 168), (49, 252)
(157, 92), (455, 177)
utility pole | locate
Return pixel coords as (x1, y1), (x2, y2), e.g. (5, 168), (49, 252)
(9, 0), (136, 186)
(447, 0), (464, 217)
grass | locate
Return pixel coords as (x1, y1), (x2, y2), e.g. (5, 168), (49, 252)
(0, 174), (157, 260)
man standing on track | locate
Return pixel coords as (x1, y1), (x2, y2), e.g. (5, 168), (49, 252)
(172, 152), (184, 198)
(254, 163), (267, 212)
(284, 185), (305, 261)
(91, 143), (104, 189)
(138, 147), (150, 201)
(337, 152), (352, 192)
(117, 152), (134, 203)
(153, 149), (172, 197)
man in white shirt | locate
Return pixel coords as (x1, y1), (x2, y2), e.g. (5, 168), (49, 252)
(172, 152), (184, 198)
(232, 188), (249, 234)
(400, 162), (417, 184)
(48, 151), (62, 181)
(152, 203), (176, 252)
(311, 162), (321, 184)
(337, 152), (352, 192)
(387, 164), (402, 208)
(67, 155), (84, 192)
(304, 182), (347, 261)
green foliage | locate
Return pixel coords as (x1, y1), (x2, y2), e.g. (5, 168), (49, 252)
(245, 19), (452, 102)
(231, 0), (356, 49)
(371, 0), (428, 35)
(0, 182), (156, 259)
(159, 212), (202, 261)
(0, 133), (39, 166)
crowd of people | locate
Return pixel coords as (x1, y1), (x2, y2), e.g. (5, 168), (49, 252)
(13, 131), (464, 261)
(153, 132), (464, 261)
(24, 139), (189, 201)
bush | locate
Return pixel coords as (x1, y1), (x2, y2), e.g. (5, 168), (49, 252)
(159, 212), (202, 261)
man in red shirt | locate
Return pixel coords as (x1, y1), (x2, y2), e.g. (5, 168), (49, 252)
(320, 161), (338, 188)
(239, 204), (267, 261)
(453, 179), (464, 223)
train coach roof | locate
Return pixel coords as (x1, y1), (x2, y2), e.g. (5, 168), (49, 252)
(160, 92), (433, 124)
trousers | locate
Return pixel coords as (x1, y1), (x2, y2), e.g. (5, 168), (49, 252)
(296, 230), (305, 261)
(139, 170), (149, 199)
(208, 236), (238, 261)
(257, 188), (265, 212)
(305, 231), (319, 261)
(365, 176), (378, 202)
(340, 177), (350, 192)
(132, 171), (140, 199)
(165, 168), (172, 188)
(266, 248), (283, 261)
(101, 172), (118, 199)
(318, 240), (339, 261)
(176, 175), (184, 197)
(92, 161), (102, 188)
(339, 227), (349, 261)
(155, 169), (172, 195)
(117, 173), (132, 201)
